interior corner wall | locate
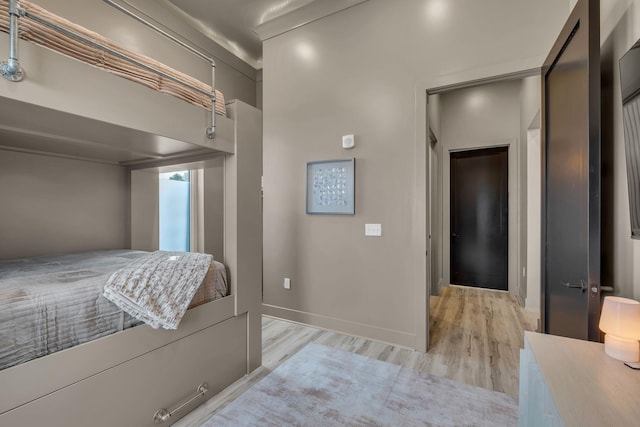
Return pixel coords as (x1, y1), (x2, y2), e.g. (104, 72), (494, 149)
(440, 80), (523, 294)
(256, 70), (263, 110)
(600, 0), (640, 300)
(262, 0), (570, 348)
(203, 158), (225, 260)
(131, 169), (159, 252)
(0, 150), (128, 259)
(428, 94), (441, 140)
(215, 61), (258, 108)
(520, 75), (541, 311)
(428, 93), (443, 295)
(526, 128), (541, 315)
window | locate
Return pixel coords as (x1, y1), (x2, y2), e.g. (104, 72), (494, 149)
(159, 171), (190, 251)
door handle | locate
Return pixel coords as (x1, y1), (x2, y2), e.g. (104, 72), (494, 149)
(451, 233), (459, 237)
(562, 280), (587, 293)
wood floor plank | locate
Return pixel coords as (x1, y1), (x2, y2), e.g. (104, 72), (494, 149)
(174, 285), (536, 426)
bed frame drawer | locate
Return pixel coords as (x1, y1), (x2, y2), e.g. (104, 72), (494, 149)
(0, 314), (247, 427)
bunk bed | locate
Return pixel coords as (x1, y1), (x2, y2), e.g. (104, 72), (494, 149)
(0, 1), (262, 425)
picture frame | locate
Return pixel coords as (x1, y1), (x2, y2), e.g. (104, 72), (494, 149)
(306, 158), (355, 215)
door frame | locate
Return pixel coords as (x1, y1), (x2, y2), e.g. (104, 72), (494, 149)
(540, 0), (601, 340)
(443, 141), (519, 295)
(428, 127), (443, 297)
(415, 63), (543, 352)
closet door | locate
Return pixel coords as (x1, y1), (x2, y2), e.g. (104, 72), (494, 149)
(541, 0), (601, 340)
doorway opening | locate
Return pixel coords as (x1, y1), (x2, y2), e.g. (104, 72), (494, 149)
(450, 147), (508, 291)
(425, 75), (542, 353)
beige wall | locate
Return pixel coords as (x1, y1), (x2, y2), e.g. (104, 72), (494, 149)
(262, 0), (570, 348)
(440, 80), (523, 295)
(0, 150), (128, 259)
(600, 0), (640, 299)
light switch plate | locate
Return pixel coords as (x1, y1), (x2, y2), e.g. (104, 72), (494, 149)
(283, 278), (291, 290)
(365, 223), (382, 236)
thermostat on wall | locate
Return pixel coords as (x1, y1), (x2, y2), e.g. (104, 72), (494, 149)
(342, 134), (355, 149)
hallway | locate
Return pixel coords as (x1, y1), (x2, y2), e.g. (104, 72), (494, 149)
(428, 285), (537, 397)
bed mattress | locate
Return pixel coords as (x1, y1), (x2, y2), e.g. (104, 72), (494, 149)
(0, 249), (228, 371)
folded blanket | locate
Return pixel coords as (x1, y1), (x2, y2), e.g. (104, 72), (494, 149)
(103, 251), (213, 330)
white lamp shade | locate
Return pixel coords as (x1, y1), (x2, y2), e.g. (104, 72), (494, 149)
(599, 296), (640, 339)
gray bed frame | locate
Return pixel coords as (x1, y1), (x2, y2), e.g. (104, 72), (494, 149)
(0, 24), (263, 423)
(0, 98), (263, 426)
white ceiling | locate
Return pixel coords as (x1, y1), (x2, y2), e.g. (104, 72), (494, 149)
(165, 0), (317, 69)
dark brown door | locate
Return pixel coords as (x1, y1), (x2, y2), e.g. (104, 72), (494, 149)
(542, 0), (601, 341)
(450, 147), (508, 291)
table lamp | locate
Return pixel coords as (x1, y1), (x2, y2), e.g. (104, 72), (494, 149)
(599, 296), (640, 363)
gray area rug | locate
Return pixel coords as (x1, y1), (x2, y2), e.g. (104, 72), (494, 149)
(203, 343), (518, 426)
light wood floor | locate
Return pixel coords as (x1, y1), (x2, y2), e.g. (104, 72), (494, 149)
(174, 285), (537, 426)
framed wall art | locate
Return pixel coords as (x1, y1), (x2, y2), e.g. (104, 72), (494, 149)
(306, 158), (355, 215)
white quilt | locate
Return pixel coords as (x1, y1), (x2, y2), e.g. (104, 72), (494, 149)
(103, 251), (212, 330)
